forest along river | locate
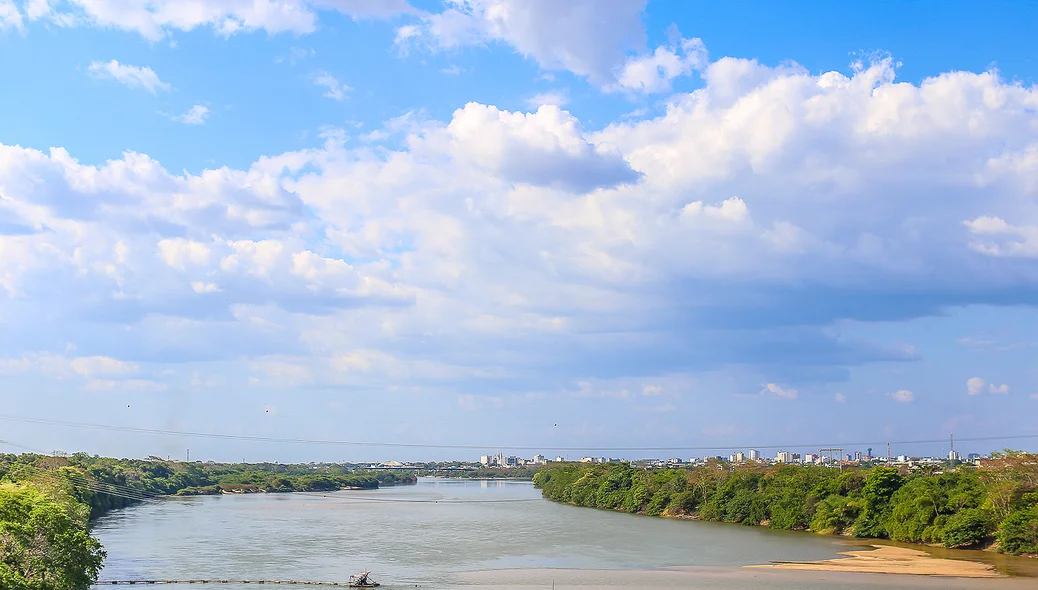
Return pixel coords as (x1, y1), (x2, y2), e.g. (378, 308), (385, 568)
(91, 478), (1038, 590)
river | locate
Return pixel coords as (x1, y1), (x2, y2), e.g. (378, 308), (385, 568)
(91, 478), (1037, 590)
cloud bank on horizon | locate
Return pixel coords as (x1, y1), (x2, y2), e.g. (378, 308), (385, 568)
(0, 0), (1036, 461)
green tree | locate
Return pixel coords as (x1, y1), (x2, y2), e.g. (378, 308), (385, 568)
(941, 508), (994, 548)
(854, 467), (904, 538)
(997, 506), (1038, 554)
(0, 483), (106, 590)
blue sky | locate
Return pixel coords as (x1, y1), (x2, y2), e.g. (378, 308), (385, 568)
(1, 0), (1037, 462)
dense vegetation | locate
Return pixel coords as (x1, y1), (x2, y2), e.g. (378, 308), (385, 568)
(534, 452), (1038, 555)
(0, 453), (417, 589)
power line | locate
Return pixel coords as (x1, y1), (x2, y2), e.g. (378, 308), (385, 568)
(1, 414), (1036, 453)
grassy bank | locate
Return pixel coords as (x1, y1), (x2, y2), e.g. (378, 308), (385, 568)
(533, 454), (1038, 555)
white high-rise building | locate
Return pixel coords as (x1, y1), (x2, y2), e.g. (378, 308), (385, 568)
(748, 450), (760, 461)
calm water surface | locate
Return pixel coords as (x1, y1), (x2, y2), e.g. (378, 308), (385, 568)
(91, 478), (1034, 590)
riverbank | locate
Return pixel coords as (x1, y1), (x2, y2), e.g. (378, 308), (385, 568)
(746, 544), (1000, 577)
(533, 460), (1038, 556)
(460, 566), (1037, 589)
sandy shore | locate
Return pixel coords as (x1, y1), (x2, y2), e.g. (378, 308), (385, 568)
(746, 544), (1000, 577)
(459, 565), (1034, 589)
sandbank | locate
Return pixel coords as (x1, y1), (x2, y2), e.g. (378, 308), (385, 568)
(460, 565), (1033, 589)
(746, 544), (1000, 577)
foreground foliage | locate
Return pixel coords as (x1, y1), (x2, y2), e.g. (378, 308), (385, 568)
(534, 452), (1038, 555)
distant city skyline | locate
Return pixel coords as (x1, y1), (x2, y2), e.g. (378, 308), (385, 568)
(2, 1), (1038, 461)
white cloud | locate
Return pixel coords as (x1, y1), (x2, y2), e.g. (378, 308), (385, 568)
(641, 385), (663, 396)
(966, 376), (985, 396)
(250, 359), (312, 387)
(989, 383), (1009, 395)
(964, 216), (1038, 257)
(834, 392), (846, 403)
(190, 281), (221, 294)
(524, 89), (569, 109)
(69, 355), (138, 377)
(398, 0), (647, 85)
(157, 238), (211, 269)
(762, 383), (797, 399)
(174, 105), (210, 125)
(0, 352), (69, 376)
(3, 52), (1038, 427)
(84, 378), (166, 391)
(27, 0), (416, 41)
(439, 102), (639, 192)
(967, 377), (1010, 395)
(313, 71), (351, 100)
(612, 36), (707, 94)
(87, 60), (170, 93)
(0, 0), (23, 31)
(890, 389), (914, 403)
(441, 64), (463, 75)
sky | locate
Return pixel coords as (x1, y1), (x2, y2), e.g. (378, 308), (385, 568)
(1, 0), (1038, 463)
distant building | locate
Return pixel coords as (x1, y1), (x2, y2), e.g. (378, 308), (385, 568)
(533, 454), (546, 464)
(854, 451), (863, 462)
(748, 450), (760, 461)
(555, 456), (565, 463)
(735, 452), (745, 463)
(775, 451), (792, 463)
(480, 455), (491, 466)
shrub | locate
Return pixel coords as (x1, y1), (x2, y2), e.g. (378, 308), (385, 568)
(941, 508), (994, 548)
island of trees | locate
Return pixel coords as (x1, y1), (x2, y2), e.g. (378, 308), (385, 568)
(0, 452), (416, 589)
(533, 452), (1038, 556)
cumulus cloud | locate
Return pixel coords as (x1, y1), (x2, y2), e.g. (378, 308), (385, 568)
(439, 103), (640, 192)
(989, 383), (1009, 395)
(612, 36), (707, 94)
(967, 377), (1010, 395)
(890, 389), (914, 403)
(69, 355), (139, 377)
(762, 383), (797, 399)
(966, 376), (985, 396)
(87, 60), (170, 93)
(174, 105), (210, 125)
(964, 216), (1038, 257)
(524, 89), (569, 109)
(0, 0), (23, 31)
(4, 52), (1038, 421)
(397, 0), (647, 85)
(313, 71), (351, 101)
(27, 0), (417, 41)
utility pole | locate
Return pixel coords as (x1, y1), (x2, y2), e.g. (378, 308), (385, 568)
(187, 449), (190, 462)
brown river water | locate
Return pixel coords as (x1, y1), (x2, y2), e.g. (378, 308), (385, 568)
(90, 478), (1038, 590)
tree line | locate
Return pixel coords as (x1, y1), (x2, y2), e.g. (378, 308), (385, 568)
(533, 452), (1038, 555)
(0, 452), (418, 589)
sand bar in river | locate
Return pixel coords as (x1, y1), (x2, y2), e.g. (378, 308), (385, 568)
(746, 544), (1000, 577)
